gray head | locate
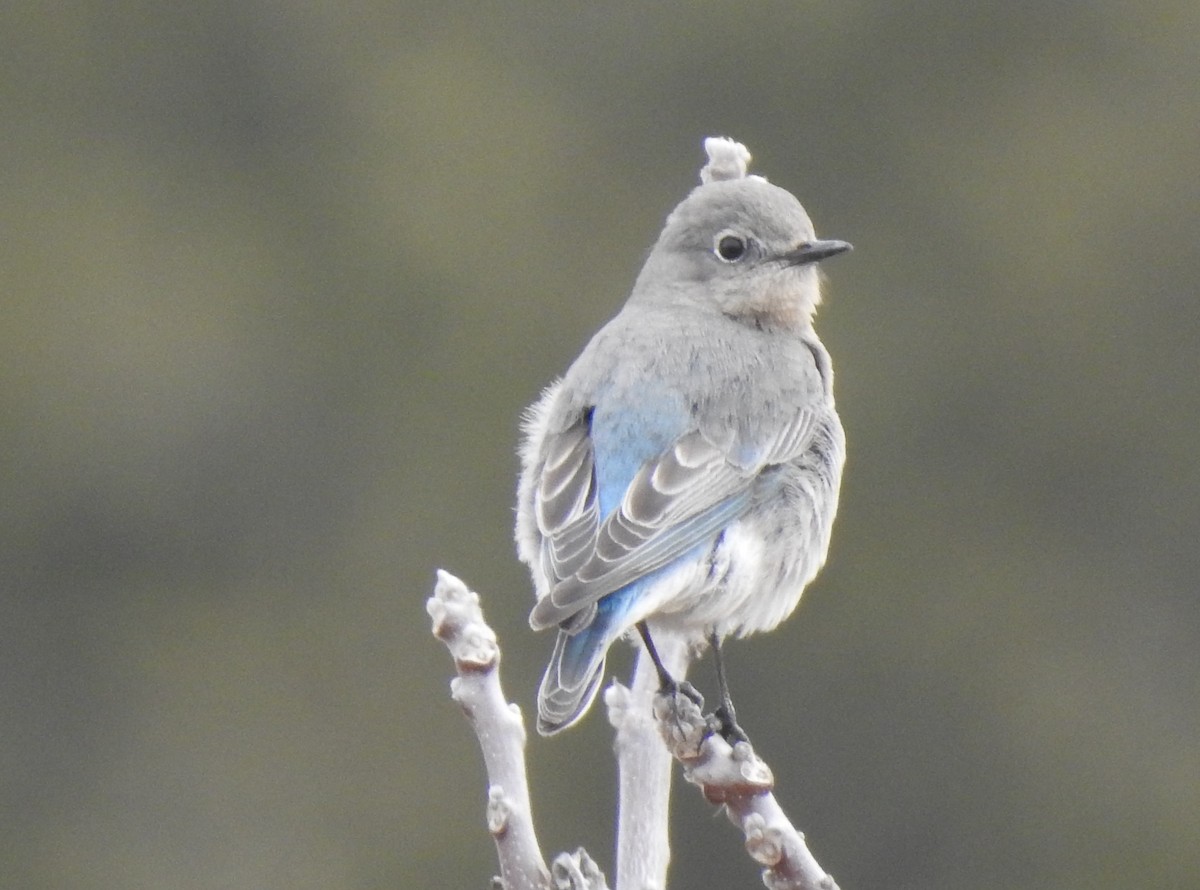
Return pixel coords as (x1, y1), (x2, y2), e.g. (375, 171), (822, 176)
(630, 137), (850, 328)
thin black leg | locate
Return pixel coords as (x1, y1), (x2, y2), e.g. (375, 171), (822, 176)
(636, 621), (703, 706)
(635, 621), (674, 689)
(710, 631), (749, 743)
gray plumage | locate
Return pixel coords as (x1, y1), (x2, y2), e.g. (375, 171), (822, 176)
(515, 138), (850, 734)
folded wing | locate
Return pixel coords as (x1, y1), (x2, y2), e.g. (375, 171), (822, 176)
(528, 409), (819, 631)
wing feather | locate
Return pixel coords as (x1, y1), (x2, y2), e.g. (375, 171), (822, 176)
(528, 406), (825, 632)
(534, 415), (600, 584)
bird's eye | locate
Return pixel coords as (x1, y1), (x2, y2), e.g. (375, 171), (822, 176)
(715, 233), (748, 263)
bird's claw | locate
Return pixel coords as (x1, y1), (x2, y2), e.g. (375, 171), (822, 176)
(662, 678), (705, 709)
(708, 703), (750, 745)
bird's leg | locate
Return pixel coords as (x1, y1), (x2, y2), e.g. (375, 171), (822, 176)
(636, 621), (703, 706)
(709, 631), (750, 744)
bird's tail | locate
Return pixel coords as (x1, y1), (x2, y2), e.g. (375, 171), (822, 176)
(536, 624), (612, 735)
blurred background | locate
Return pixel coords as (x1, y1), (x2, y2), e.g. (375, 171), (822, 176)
(2, 2), (1197, 888)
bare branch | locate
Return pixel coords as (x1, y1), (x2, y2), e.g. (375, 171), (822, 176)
(652, 690), (840, 890)
(606, 635), (691, 890)
(429, 571), (838, 890)
(429, 570), (607, 890)
(550, 848), (608, 890)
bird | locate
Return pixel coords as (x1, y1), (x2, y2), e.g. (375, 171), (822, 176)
(515, 137), (851, 736)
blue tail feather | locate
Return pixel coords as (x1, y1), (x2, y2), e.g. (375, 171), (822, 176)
(535, 593), (635, 735)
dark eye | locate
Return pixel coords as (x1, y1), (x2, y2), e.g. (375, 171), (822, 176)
(715, 233), (748, 262)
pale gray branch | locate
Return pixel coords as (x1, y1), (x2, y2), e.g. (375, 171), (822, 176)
(652, 690), (841, 890)
(429, 570), (838, 890)
(428, 570), (610, 890)
(606, 635), (691, 890)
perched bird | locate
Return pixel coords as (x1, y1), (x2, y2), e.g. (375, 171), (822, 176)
(515, 137), (851, 736)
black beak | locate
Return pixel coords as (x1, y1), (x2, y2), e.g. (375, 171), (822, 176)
(782, 239), (853, 266)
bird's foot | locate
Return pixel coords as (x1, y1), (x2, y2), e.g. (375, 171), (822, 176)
(661, 677), (705, 709)
(708, 702), (750, 746)
(652, 678), (709, 753)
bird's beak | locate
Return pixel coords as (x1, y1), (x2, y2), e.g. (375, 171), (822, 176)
(781, 239), (853, 266)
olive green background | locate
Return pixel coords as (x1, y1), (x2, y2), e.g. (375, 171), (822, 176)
(3, 3), (1197, 889)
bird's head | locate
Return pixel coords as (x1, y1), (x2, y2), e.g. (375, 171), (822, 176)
(631, 138), (850, 330)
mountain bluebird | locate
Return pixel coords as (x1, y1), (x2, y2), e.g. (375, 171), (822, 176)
(516, 137), (851, 736)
